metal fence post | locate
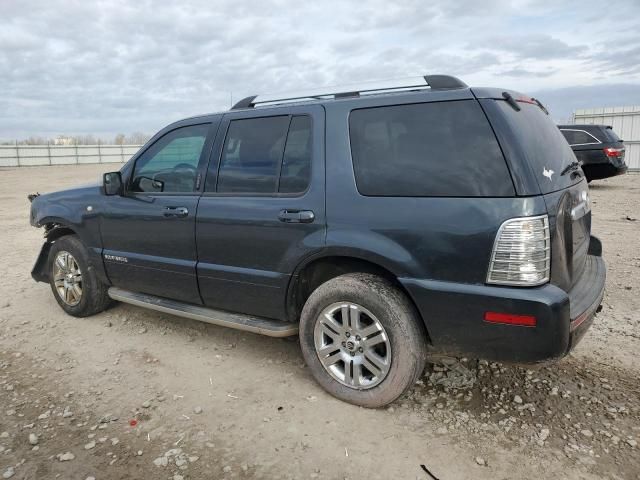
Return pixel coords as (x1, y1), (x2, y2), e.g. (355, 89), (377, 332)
(15, 140), (20, 167)
(75, 140), (79, 164)
(121, 144), (124, 163)
(47, 140), (52, 165)
(98, 140), (102, 163)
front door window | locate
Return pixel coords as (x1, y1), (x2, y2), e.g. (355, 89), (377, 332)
(131, 124), (209, 193)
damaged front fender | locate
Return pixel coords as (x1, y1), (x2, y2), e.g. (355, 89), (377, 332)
(31, 241), (52, 283)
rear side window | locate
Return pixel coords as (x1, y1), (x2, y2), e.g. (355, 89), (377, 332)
(496, 101), (579, 194)
(215, 115), (312, 194)
(560, 129), (599, 146)
(349, 100), (514, 197)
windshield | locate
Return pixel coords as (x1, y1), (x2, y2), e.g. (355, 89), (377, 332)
(495, 101), (581, 194)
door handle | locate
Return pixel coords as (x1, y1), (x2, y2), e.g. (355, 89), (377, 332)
(164, 206), (189, 218)
(278, 209), (315, 224)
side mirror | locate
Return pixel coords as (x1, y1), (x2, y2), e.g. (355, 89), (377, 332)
(103, 172), (123, 196)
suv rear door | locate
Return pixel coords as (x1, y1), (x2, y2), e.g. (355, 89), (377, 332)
(196, 104), (325, 320)
(478, 93), (590, 291)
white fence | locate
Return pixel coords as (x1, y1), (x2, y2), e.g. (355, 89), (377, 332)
(573, 106), (640, 171)
(0, 144), (142, 167)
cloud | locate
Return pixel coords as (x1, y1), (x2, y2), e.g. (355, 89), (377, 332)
(482, 34), (586, 60)
(499, 68), (556, 78)
(0, 0), (639, 140)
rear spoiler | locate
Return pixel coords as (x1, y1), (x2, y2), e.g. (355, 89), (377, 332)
(471, 87), (549, 114)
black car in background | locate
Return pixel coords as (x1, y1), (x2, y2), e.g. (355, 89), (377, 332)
(558, 124), (627, 181)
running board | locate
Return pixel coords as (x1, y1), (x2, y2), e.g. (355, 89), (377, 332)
(107, 287), (298, 337)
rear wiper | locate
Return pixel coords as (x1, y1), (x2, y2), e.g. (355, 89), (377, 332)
(531, 97), (549, 115)
(502, 92), (521, 111)
(561, 161), (581, 176)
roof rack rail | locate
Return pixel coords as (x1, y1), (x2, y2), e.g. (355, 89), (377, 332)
(231, 74), (467, 110)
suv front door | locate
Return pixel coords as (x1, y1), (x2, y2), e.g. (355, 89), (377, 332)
(196, 105), (325, 320)
(101, 121), (218, 304)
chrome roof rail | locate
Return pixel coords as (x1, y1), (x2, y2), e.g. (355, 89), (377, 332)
(231, 74), (467, 110)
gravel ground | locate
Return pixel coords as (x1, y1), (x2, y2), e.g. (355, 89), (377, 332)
(0, 164), (638, 480)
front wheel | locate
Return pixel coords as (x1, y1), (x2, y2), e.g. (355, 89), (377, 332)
(48, 235), (111, 317)
(299, 273), (427, 408)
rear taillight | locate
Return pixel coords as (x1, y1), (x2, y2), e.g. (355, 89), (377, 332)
(487, 215), (550, 286)
(603, 147), (623, 157)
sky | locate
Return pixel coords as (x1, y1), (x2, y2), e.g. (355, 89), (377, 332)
(1, 0), (640, 141)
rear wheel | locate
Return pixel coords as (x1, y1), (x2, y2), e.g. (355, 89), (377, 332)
(48, 235), (111, 317)
(299, 273), (427, 407)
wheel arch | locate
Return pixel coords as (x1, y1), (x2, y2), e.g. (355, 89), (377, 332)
(43, 221), (78, 242)
(285, 253), (431, 343)
(31, 222), (80, 283)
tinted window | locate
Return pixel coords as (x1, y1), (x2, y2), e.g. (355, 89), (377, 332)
(560, 129), (598, 145)
(132, 124), (209, 193)
(497, 101), (579, 194)
(349, 100), (514, 197)
(214, 115), (312, 194)
(217, 116), (289, 193)
(603, 127), (622, 142)
(560, 130), (576, 144)
(279, 116), (312, 193)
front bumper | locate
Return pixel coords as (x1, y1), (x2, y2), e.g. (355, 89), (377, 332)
(400, 249), (606, 363)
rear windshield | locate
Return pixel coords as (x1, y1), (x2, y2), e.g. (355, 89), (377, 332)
(602, 127), (622, 143)
(349, 100), (515, 197)
(495, 101), (580, 194)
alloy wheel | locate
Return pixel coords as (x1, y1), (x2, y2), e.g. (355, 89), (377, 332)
(314, 302), (391, 389)
(53, 251), (83, 306)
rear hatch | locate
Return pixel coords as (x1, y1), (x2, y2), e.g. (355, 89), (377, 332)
(599, 126), (626, 163)
(475, 89), (591, 292)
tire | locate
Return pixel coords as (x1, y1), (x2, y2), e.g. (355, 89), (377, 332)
(299, 273), (427, 408)
(48, 235), (111, 317)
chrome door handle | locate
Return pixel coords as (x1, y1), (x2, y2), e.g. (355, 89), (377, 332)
(164, 206), (189, 218)
(278, 209), (315, 223)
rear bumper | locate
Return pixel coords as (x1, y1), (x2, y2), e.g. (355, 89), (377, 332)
(567, 253), (606, 351)
(582, 161), (627, 181)
(400, 249), (606, 363)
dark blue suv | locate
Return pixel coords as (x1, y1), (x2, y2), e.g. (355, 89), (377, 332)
(29, 75), (606, 407)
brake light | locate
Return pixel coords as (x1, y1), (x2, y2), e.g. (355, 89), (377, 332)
(484, 311), (537, 327)
(603, 147), (623, 157)
(487, 215), (550, 286)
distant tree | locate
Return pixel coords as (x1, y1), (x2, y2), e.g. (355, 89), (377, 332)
(114, 133), (126, 145)
(125, 132), (151, 145)
(21, 136), (49, 145)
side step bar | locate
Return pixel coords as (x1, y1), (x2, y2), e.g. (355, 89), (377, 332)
(108, 287), (298, 337)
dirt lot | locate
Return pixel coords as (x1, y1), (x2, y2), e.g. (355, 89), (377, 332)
(0, 164), (638, 480)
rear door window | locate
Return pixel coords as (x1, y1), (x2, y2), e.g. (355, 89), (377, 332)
(349, 100), (514, 197)
(279, 116), (312, 193)
(495, 101), (580, 194)
(213, 115), (313, 194)
(217, 116), (290, 193)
